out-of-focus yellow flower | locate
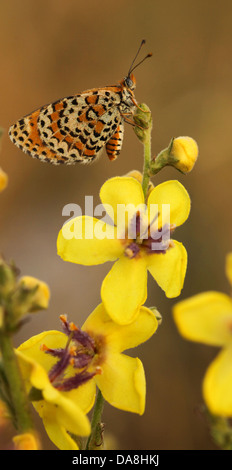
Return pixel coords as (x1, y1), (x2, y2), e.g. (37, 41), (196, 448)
(7, 275), (50, 321)
(17, 276), (50, 312)
(57, 176), (190, 324)
(0, 400), (10, 427)
(173, 253), (232, 416)
(13, 432), (41, 450)
(0, 167), (8, 192)
(0, 259), (50, 324)
(17, 303), (158, 449)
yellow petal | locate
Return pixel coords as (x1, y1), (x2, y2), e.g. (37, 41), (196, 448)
(100, 177), (144, 227)
(82, 303), (158, 353)
(18, 331), (67, 374)
(173, 291), (232, 346)
(17, 348), (91, 440)
(147, 180), (191, 227)
(44, 393), (91, 436)
(57, 216), (123, 265)
(42, 417), (79, 450)
(96, 354), (146, 415)
(16, 348), (52, 394)
(101, 255), (147, 324)
(203, 344), (232, 416)
(148, 240), (187, 298)
(226, 252), (232, 287)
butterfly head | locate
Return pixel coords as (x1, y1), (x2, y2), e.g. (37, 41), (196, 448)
(124, 73), (136, 90)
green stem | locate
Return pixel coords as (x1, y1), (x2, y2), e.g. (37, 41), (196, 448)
(85, 389), (105, 450)
(0, 330), (34, 432)
(141, 129), (152, 198)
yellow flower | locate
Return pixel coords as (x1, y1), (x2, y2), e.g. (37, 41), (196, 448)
(57, 176), (190, 324)
(16, 346), (92, 450)
(0, 167), (8, 192)
(173, 253), (232, 416)
(17, 303), (158, 448)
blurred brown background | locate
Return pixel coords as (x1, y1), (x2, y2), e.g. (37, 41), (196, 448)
(0, 0), (232, 450)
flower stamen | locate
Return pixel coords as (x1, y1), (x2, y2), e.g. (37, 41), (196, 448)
(41, 316), (99, 392)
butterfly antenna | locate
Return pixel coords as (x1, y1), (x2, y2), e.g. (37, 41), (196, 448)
(128, 40), (152, 76)
(130, 53), (153, 75)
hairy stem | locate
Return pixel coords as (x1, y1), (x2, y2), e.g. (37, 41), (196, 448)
(0, 330), (34, 432)
(142, 127), (152, 198)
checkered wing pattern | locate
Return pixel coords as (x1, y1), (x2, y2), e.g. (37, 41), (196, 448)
(9, 88), (125, 165)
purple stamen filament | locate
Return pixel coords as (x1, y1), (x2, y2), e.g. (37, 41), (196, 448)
(41, 316), (98, 392)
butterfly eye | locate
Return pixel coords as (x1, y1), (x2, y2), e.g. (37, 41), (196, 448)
(124, 76), (134, 89)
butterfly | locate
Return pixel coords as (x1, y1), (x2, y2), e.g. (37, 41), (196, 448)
(8, 40), (152, 165)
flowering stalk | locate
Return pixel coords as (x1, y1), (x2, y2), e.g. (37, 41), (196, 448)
(82, 105), (153, 450)
(0, 329), (34, 432)
(133, 103), (152, 198)
(206, 410), (232, 450)
(0, 259), (50, 443)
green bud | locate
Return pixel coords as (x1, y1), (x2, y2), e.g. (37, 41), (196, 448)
(133, 103), (152, 143)
(0, 259), (17, 298)
(10, 276), (50, 319)
(0, 306), (4, 329)
(149, 306), (162, 325)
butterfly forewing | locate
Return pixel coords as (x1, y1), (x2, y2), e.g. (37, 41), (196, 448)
(9, 87), (124, 165)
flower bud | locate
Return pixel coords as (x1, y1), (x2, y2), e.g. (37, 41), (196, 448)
(0, 306), (4, 328)
(0, 128), (8, 192)
(125, 170), (154, 195)
(11, 276), (50, 318)
(125, 170), (143, 183)
(171, 137), (198, 173)
(226, 252), (232, 287)
(0, 400), (9, 427)
(133, 103), (152, 143)
(150, 136), (198, 175)
(149, 307), (162, 325)
(0, 167), (8, 192)
(0, 258), (17, 297)
(13, 432), (41, 450)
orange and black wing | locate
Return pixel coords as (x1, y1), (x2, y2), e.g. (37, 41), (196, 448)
(9, 89), (124, 165)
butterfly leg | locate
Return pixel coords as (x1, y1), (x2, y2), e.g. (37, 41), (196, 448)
(121, 113), (148, 130)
